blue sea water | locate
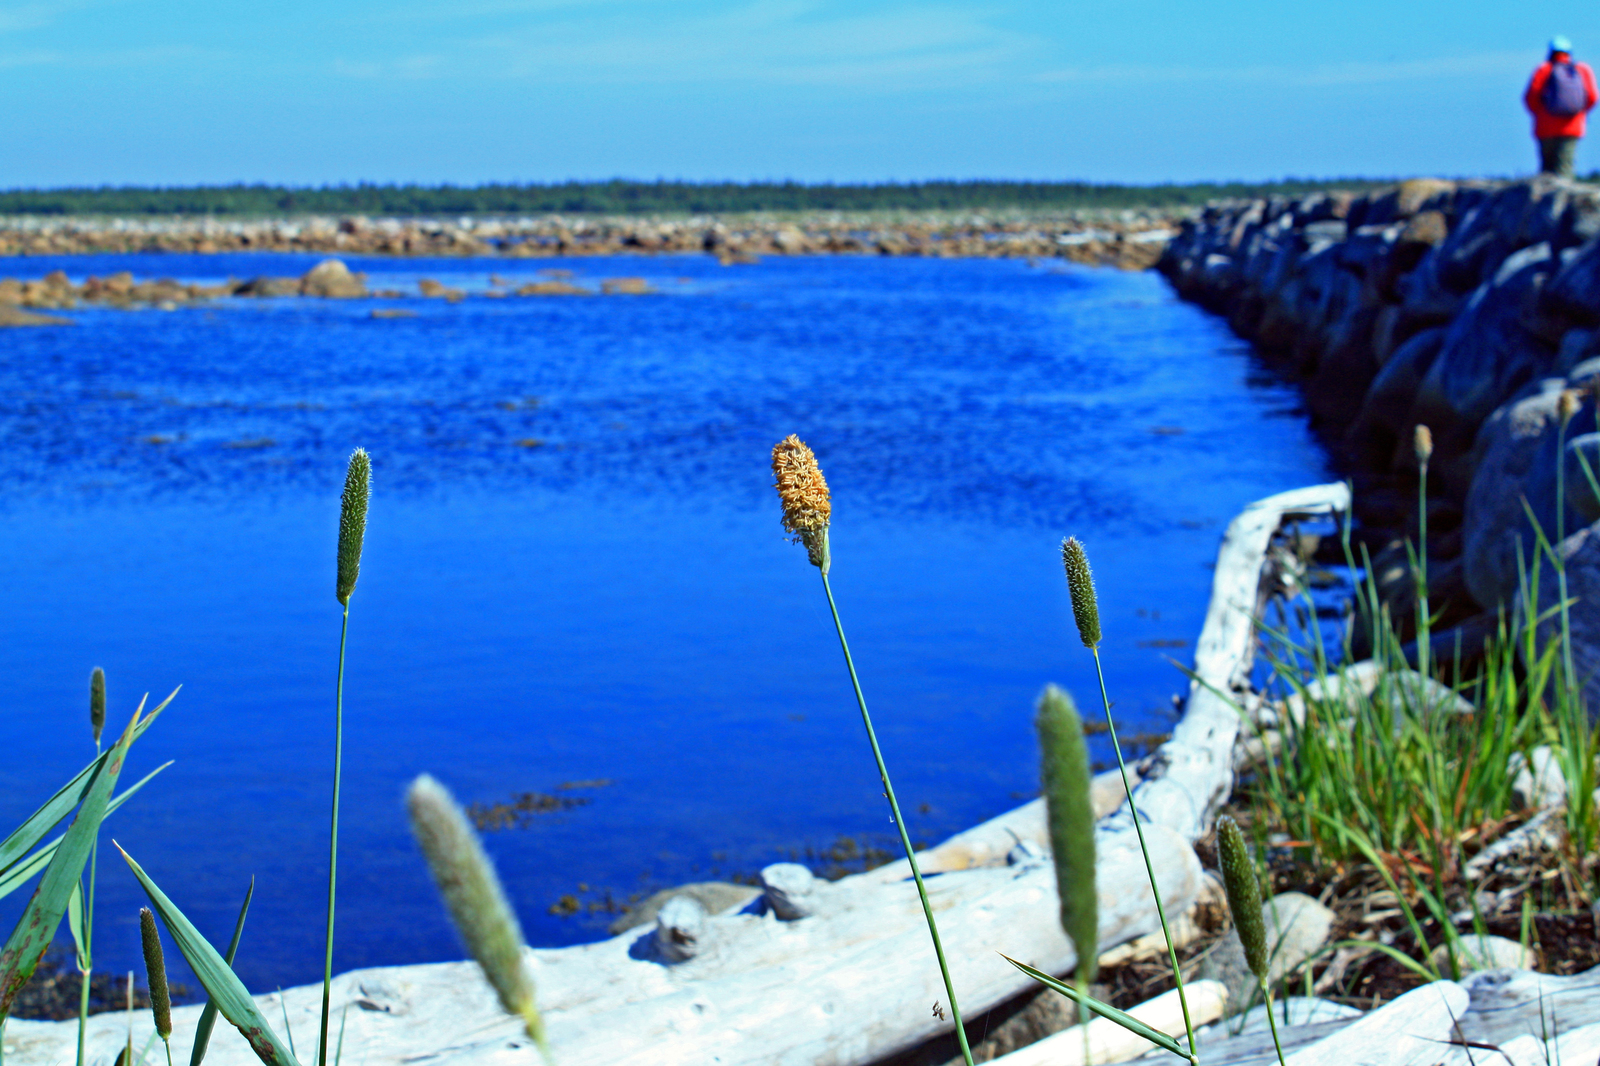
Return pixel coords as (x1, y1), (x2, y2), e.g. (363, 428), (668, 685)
(0, 251), (1329, 999)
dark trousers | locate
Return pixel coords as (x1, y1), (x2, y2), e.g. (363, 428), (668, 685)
(1540, 136), (1580, 177)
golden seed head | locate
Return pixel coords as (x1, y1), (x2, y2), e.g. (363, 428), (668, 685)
(408, 774), (549, 1058)
(1559, 389), (1582, 429)
(336, 448), (371, 606)
(1216, 815), (1269, 982)
(1036, 684), (1098, 989)
(1060, 538), (1102, 649)
(138, 908), (172, 1040)
(89, 667), (106, 748)
(771, 435), (832, 573)
(1413, 424), (1433, 467)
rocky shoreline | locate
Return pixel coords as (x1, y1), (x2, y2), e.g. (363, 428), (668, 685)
(0, 210), (1178, 269)
(1158, 175), (1600, 707)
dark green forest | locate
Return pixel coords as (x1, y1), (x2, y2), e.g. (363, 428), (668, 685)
(0, 178), (1403, 216)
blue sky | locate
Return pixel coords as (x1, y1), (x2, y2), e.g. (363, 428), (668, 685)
(3, 0), (1598, 186)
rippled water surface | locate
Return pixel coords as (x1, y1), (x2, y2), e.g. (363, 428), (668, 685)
(0, 251), (1329, 996)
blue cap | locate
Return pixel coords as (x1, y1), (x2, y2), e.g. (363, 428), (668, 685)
(1550, 35), (1574, 54)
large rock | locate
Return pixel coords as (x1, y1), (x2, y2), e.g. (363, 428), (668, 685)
(1519, 521), (1600, 720)
(1541, 234), (1600, 328)
(1198, 892), (1334, 1012)
(1428, 935), (1536, 975)
(1462, 382), (1568, 609)
(301, 258), (369, 298)
(1409, 242), (1560, 480)
(1346, 326), (1446, 464)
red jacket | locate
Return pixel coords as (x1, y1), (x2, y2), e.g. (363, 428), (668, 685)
(1526, 59), (1599, 138)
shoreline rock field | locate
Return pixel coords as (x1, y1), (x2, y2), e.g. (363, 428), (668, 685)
(0, 210), (1178, 268)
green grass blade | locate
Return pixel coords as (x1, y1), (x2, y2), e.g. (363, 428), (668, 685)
(0, 692), (172, 876)
(67, 882), (88, 972)
(0, 704), (145, 1016)
(191, 878), (254, 1066)
(1000, 954), (1190, 1059)
(116, 847), (298, 1066)
(0, 762), (175, 902)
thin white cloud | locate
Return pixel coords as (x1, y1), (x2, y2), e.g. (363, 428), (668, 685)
(0, 47), (58, 67)
(329, 0), (1037, 88)
(1033, 50), (1531, 88)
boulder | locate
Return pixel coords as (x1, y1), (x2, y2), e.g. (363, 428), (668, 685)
(1198, 892), (1334, 1011)
(236, 276), (302, 297)
(1428, 934), (1536, 975)
(607, 881), (760, 935)
(1409, 242), (1559, 478)
(1540, 234), (1600, 328)
(1519, 521), (1600, 721)
(1462, 383), (1568, 609)
(1508, 745), (1568, 810)
(300, 258), (368, 298)
(0, 305), (72, 327)
(1395, 178), (1456, 217)
(600, 277), (655, 295)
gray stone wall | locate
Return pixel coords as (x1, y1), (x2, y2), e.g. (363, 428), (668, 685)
(1158, 176), (1600, 713)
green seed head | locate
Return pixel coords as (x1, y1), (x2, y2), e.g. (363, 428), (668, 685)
(89, 667), (106, 748)
(1216, 815), (1269, 981)
(336, 448), (371, 606)
(1036, 684), (1099, 988)
(138, 907), (172, 1040)
(407, 774), (548, 1058)
(1061, 538), (1102, 649)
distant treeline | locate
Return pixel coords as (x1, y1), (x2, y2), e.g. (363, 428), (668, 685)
(0, 178), (1412, 218)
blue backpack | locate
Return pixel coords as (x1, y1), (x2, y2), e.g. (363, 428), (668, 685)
(1542, 61), (1588, 117)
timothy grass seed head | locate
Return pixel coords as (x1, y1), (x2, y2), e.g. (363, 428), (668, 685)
(138, 907), (172, 1040)
(336, 448), (371, 606)
(771, 434), (832, 574)
(1216, 815), (1269, 982)
(1060, 538), (1102, 649)
(407, 774), (548, 1058)
(90, 667), (106, 748)
(1036, 684), (1098, 988)
(1413, 424), (1433, 468)
(1559, 389), (1582, 429)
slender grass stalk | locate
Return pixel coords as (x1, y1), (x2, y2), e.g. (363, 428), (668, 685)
(139, 909), (173, 1066)
(772, 435), (973, 1066)
(819, 574), (973, 1064)
(123, 971), (133, 1066)
(78, 667), (106, 1066)
(1062, 537), (1198, 1063)
(1035, 686), (1097, 1064)
(1216, 816), (1285, 1066)
(1413, 426), (1432, 681)
(320, 448), (369, 1066)
(408, 775), (548, 1059)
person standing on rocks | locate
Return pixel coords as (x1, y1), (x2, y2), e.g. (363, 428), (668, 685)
(1524, 36), (1598, 177)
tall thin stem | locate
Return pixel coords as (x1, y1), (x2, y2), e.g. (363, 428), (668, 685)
(1416, 459), (1430, 682)
(1090, 648), (1197, 1064)
(318, 605), (350, 1066)
(820, 573), (974, 1066)
(1260, 982), (1287, 1066)
(76, 739), (100, 1066)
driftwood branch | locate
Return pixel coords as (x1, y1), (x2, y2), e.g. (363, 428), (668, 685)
(1, 482), (1353, 1066)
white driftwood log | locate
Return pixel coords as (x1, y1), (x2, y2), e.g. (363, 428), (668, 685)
(4, 484), (1345, 1066)
(1108, 482), (1350, 843)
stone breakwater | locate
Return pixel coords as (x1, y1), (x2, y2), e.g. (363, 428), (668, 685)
(0, 210), (1178, 268)
(1158, 175), (1600, 711)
